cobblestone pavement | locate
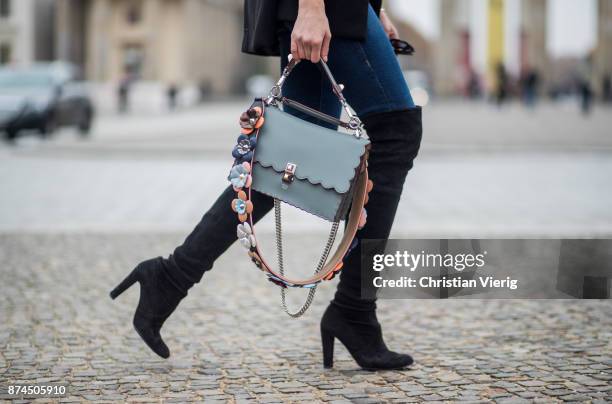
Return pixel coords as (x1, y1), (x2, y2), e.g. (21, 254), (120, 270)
(1, 234), (611, 403)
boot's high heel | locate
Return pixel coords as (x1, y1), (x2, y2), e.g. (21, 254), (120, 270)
(110, 257), (186, 359)
(110, 271), (138, 299)
(321, 327), (335, 369)
(320, 303), (413, 370)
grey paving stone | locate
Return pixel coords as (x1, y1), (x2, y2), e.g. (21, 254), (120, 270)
(517, 380), (546, 387)
(420, 394), (444, 401)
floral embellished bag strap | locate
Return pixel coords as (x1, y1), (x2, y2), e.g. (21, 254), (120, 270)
(230, 100), (332, 317)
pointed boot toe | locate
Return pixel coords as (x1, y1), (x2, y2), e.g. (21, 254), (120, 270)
(133, 315), (171, 359)
(370, 351), (413, 370)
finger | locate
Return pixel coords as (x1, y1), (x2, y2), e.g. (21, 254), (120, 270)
(295, 37), (306, 60)
(389, 29), (399, 40)
(299, 41), (310, 63)
(310, 39), (322, 63)
(321, 32), (331, 62)
(291, 37), (300, 60)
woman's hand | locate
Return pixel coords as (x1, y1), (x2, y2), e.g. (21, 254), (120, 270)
(380, 9), (399, 39)
(292, 0), (331, 63)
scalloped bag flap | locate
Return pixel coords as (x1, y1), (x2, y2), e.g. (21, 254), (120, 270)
(254, 107), (369, 194)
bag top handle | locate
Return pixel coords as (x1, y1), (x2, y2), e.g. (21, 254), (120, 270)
(265, 55), (364, 137)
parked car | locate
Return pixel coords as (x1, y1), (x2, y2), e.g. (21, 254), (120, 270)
(0, 63), (94, 141)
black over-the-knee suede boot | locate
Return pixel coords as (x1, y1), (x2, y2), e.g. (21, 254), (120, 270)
(321, 107), (422, 369)
(110, 186), (274, 358)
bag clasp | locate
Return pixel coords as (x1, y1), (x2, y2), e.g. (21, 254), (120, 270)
(281, 162), (297, 189)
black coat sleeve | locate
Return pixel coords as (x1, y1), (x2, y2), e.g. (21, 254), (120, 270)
(243, 0), (380, 56)
(369, 0), (383, 15)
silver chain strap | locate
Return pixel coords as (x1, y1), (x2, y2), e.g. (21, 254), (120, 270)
(274, 199), (339, 318)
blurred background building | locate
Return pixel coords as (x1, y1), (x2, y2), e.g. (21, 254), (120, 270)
(0, 0), (55, 65)
(594, 0), (612, 90)
(54, 0), (251, 94)
(392, 0), (611, 100)
(0, 0), (610, 106)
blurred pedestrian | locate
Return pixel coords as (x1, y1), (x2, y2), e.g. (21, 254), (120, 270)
(495, 62), (509, 107)
(118, 72), (132, 114)
(579, 80), (593, 115)
(467, 69), (481, 100)
(521, 68), (539, 108)
(111, 0), (422, 372)
(167, 83), (179, 110)
(603, 74), (611, 104)
(577, 55), (594, 116)
(198, 79), (212, 103)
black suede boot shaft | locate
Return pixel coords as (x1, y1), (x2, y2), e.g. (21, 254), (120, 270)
(161, 186), (275, 293)
(333, 107), (422, 310)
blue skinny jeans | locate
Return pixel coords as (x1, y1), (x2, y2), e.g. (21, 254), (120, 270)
(280, 5), (415, 121)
